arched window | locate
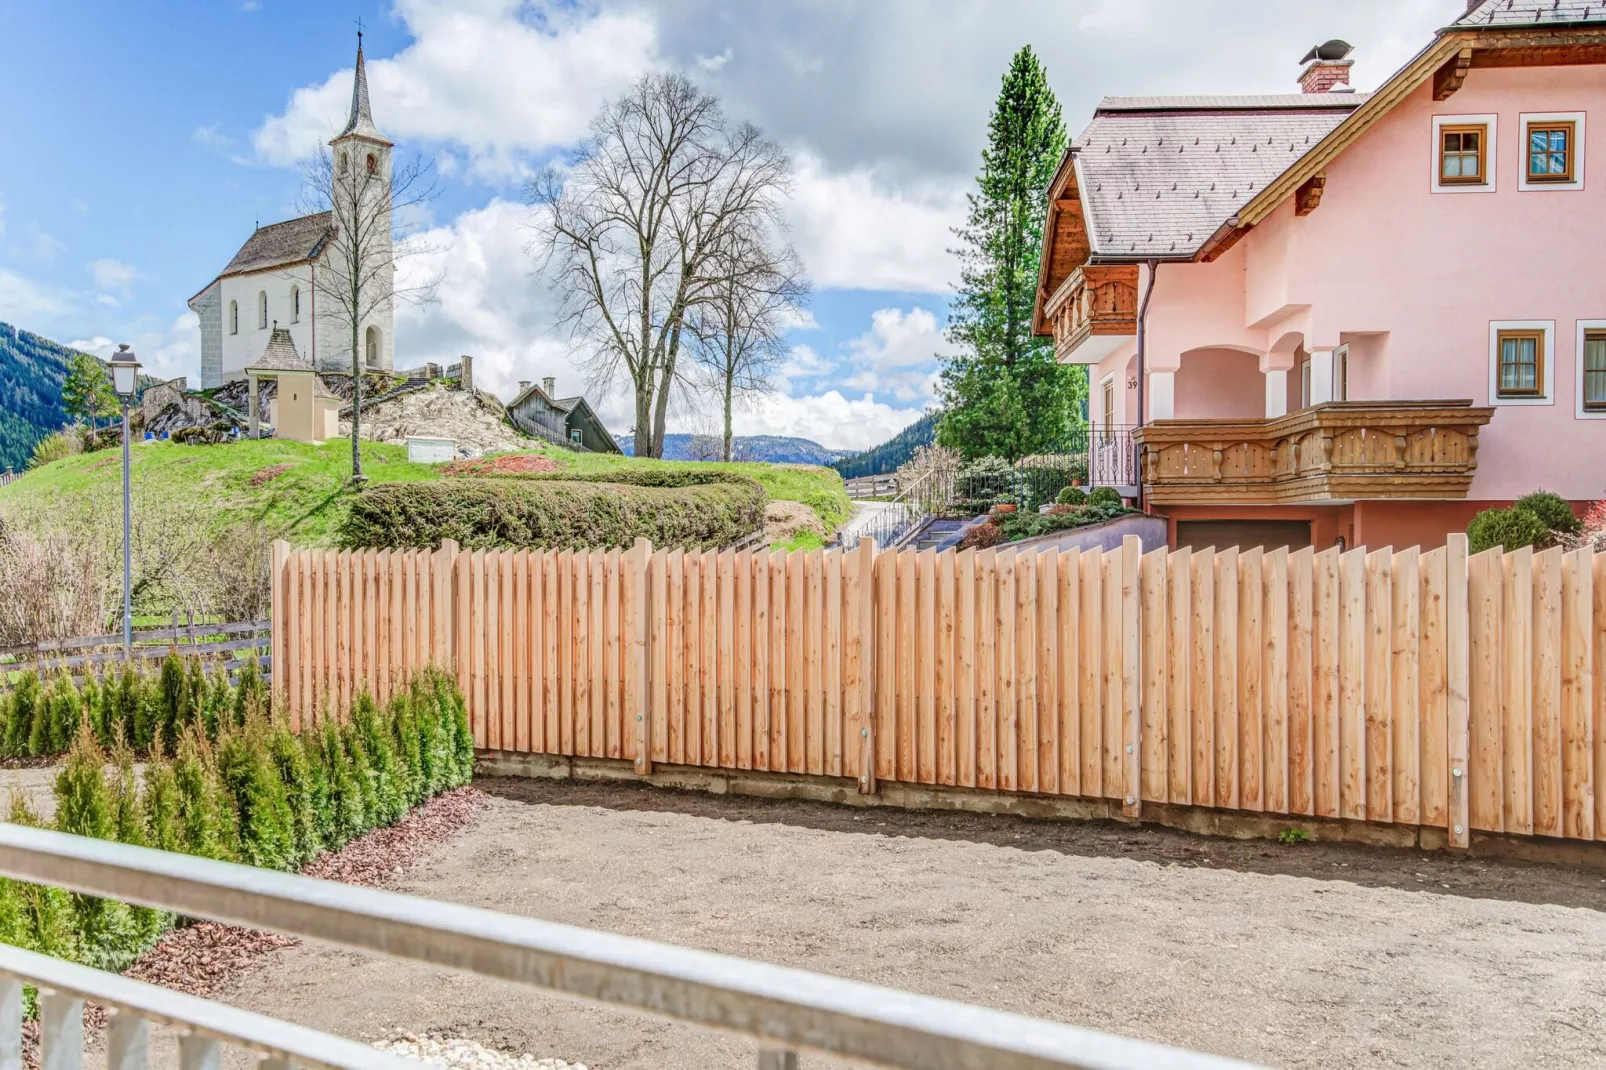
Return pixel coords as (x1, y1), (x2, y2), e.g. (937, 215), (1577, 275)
(228, 300), (238, 335)
(338, 152), (348, 175)
(365, 325), (381, 369)
(365, 153), (377, 175)
(258, 291), (268, 330)
(290, 285), (301, 323)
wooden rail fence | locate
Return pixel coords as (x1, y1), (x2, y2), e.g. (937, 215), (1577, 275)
(271, 535), (1605, 848)
(2, 617), (271, 689)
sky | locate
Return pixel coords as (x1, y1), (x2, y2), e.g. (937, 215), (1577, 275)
(0, 0), (1468, 451)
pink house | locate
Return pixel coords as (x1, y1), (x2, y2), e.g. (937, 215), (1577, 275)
(1033, 0), (1606, 552)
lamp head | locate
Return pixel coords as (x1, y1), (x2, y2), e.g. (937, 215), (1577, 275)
(109, 343), (141, 398)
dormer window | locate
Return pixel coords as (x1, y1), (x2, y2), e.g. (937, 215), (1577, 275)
(1439, 124), (1485, 184)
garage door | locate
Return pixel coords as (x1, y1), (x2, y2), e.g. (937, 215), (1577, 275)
(1174, 520), (1313, 553)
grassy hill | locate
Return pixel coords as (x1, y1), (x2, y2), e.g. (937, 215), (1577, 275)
(0, 321), (85, 473)
(0, 438), (851, 547)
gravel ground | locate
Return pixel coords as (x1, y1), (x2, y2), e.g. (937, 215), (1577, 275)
(202, 776), (1606, 1069)
(380, 1033), (584, 1070)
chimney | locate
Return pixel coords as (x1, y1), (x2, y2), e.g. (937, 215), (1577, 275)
(518, 380), (530, 392)
(542, 376), (556, 396)
(459, 354), (473, 394)
(1298, 39), (1354, 94)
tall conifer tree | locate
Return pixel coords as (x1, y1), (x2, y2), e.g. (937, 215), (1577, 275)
(938, 46), (1081, 461)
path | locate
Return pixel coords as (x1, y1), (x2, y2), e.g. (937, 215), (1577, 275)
(836, 500), (900, 545)
(215, 777), (1606, 1069)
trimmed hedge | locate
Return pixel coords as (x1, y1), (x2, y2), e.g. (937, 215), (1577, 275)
(337, 473), (766, 551)
(1466, 489), (1582, 554)
(0, 665), (472, 980)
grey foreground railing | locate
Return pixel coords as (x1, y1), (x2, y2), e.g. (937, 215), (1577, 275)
(0, 824), (1259, 1070)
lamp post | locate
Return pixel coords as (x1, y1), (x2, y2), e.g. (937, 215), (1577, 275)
(109, 343), (141, 659)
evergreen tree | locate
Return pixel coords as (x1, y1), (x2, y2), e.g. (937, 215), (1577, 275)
(938, 46), (1081, 461)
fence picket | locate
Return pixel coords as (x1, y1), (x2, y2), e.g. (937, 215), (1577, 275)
(1533, 547), (1564, 838)
(1468, 546), (1504, 832)
(978, 549), (998, 791)
(1140, 548), (1168, 804)
(1363, 547), (1392, 824)
(1392, 548), (1421, 826)
(721, 550), (738, 770)
(1213, 547), (1239, 809)
(957, 549), (978, 790)
(1058, 549), (1081, 798)
(1419, 547), (1449, 828)
(1189, 548), (1214, 808)
(735, 550), (754, 772)
(1503, 548), (1534, 835)
(1238, 548), (1264, 812)
(1036, 549), (1058, 795)
(1560, 548), (1594, 839)
(1263, 548), (1289, 815)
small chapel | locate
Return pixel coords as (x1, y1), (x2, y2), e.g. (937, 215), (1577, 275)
(189, 35), (395, 390)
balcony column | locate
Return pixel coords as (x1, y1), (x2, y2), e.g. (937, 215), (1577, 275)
(1147, 369), (1175, 420)
(1259, 350), (1294, 419)
(1307, 347), (1338, 405)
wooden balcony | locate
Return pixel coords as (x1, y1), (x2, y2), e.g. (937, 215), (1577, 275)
(1044, 264), (1138, 362)
(1133, 400), (1496, 505)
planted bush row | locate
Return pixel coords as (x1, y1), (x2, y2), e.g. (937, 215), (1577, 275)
(0, 664), (473, 981)
(337, 472), (767, 551)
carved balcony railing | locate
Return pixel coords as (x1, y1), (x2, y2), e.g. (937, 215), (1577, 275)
(1133, 400), (1496, 505)
(1044, 264), (1138, 360)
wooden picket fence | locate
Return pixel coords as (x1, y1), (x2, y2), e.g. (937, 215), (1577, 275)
(271, 535), (1605, 848)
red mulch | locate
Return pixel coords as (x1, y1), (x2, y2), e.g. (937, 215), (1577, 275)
(442, 454), (559, 477)
(121, 786), (486, 1000)
(249, 463), (294, 487)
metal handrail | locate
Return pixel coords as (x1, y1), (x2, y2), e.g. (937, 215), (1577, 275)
(0, 944), (420, 1070)
(0, 824), (1258, 1070)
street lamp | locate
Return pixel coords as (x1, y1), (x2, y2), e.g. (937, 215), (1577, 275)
(109, 343), (141, 658)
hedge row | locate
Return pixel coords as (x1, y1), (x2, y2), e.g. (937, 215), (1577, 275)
(337, 472), (767, 551)
(0, 665), (473, 981)
(1, 656), (271, 761)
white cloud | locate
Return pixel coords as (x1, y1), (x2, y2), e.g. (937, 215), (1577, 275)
(697, 48), (732, 73)
(88, 258), (138, 290)
(731, 390), (926, 452)
(70, 312), (198, 384)
(253, 0), (659, 178)
(838, 306), (948, 403)
(0, 270), (72, 323)
(786, 153), (963, 293)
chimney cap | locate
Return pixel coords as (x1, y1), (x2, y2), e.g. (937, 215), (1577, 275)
(1300, 40), (1354, 64)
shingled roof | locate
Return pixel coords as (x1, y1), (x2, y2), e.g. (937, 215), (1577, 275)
(1074, 95), (1364, 259)
(1457, 0), (1606, 25)
(219, 213), (333, 279)
(247, 327), (316, 374)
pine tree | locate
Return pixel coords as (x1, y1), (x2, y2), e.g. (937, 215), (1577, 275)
(60, 353), (116, 432)
(938, 46), (1081, 462)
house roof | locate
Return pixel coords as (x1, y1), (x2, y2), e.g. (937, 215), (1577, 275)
(247, 327), (317, 374)
(1457, 0), (1606, 25)
(1074, 95), (1364, 258)
(219, 213), (333, 279)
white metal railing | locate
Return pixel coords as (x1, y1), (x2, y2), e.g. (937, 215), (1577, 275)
(0, 824), (1261, 1070)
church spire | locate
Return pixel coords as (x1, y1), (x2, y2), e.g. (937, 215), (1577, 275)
(337, 31), (385, 142)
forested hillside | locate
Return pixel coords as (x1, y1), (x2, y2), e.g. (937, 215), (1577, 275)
(831, 411), (938, 478)
(0, 321), (79, 473)
(618, 433), (851, 465)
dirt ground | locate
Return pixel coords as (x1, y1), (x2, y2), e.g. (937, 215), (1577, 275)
(190, 775), (1606, 1069)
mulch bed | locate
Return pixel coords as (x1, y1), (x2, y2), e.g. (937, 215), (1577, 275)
(441, 454), (559, 477)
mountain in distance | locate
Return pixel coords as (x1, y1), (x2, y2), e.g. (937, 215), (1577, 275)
(617, 433), (853, 466)
(0, 321), (83, 473)
(831, 411), (938, 479)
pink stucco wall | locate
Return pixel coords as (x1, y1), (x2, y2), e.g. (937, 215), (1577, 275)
(1174, 348), (1264, 420)
(1137, 64), (1606, 501)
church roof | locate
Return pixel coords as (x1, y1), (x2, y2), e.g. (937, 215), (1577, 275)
(219, 212), (333, 279)
(335, 35), (391, 145)
(247, 327), (316, 374)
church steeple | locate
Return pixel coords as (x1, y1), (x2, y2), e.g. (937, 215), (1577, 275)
(336, 32), (388, 143)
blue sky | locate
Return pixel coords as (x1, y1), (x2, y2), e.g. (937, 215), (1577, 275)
(0, 0), (1462, 450)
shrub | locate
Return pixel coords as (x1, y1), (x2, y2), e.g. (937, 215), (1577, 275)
(1056, 486), (1087, 507)
(26, 428), (85, 470)
(957, 522), (1004, 551)
(1513, 490), (1581, 539)
(1467, 505), (1549, 555)
(1087, 486), (1124, 509)
(338, 474), (766, 551)
(217, 722), (297, 871)
(3, 674), (41, 757)
(955, 456), (1014, 501)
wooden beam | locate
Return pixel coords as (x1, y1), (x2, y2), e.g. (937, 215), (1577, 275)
(1472, 44), (1606, 68)
(1294, 173), (1327, 217)
(1433, 47), (1473, 101)
(1200, 224), (1252, 263)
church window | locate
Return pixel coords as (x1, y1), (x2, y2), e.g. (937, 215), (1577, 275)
(366, 153), (377, 174)
(291, 285), (301, 323)
(338, 152), (348, 175)
(229, 301), (238, 335)
(258, 291), (268, 330)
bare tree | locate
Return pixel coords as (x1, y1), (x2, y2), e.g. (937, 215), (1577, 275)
(530, 72), (794, 458)
(686, 238), (809, 462)
(298, 147), (438, 481)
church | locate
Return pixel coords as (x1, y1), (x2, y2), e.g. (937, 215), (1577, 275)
(190, 37), (395, 389)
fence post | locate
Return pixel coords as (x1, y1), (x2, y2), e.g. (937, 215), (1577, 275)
(434, 539), (459, 671)
(632, 537), (653, 775)
(859, 537), (878, 794)
(270, 539), (291, 717)
(1122, 534), (1142, 819)
(1446, 532), (1471, 848)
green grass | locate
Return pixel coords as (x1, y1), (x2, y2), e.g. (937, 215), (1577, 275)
(0, 438), (850, 547)
(771, 530), (828, 553)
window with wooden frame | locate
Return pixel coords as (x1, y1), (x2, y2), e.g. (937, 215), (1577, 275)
(1526, 120), (1575, 183)
(1496, 329), (1545, 398)
(1584, 330), (1606, 411)
(1439, 124), (1486, 184)
(1101, 377), (1115, 435)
